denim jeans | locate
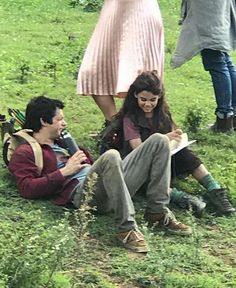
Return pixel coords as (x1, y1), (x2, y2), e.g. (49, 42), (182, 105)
(201, 49), (236, 118)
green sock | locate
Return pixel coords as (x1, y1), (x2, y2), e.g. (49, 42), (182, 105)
(199, 174), (221, 192)
(170, 187), (186, 202)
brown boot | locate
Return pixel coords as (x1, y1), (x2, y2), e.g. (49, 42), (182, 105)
(212, 116), (233, 133)
(144, 208), (192, 236)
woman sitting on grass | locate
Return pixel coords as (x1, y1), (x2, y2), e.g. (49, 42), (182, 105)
(114, 71), (235, 217)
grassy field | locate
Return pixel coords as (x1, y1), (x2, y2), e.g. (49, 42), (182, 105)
(0, 0), (236, 287)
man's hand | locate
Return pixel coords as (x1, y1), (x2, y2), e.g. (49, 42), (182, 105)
(60, 150), (88, 177)
(166, 129), (183, 142)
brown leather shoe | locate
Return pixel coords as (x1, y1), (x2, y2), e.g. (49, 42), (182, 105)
(144, 208), (192, 236)
(117, 229), (149, 253)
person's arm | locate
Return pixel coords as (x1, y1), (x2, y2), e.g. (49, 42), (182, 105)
(123, 116), (183, 151)
(179, 0), (189, 25)
(60, 150), (88, 177)
(123, 117), (143, 150)
(129, 129), (183, 148)
(9, 145), (87, 199)
(9, 147), (64, 199)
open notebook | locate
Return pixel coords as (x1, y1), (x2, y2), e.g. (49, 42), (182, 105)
(169, 133), (196, 156)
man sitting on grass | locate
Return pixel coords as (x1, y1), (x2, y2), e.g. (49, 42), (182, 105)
(9, 96), (192, 253)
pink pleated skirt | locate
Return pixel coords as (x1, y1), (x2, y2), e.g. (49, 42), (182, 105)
(77, 0), (164, 97)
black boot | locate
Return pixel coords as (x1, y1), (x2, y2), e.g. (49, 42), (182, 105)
(233, 116), (236, 131)
(171, 193), (206, 218)
(212, 116), (233, 133)
(205, 188), (235, 216)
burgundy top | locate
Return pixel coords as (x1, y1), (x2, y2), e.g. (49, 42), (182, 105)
(123, 116), (141, 141)
(8, 143), (79, 206)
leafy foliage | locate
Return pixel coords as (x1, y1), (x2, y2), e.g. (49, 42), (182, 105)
(0, 208), (74, 287)
(69, 0), (103, 12)
(0, 0), (236, 287)
(183, 106), (207, 133)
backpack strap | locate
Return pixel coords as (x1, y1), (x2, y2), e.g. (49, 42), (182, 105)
(12, 129), (43, 175)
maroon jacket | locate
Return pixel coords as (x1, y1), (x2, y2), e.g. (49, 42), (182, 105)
(8, 143), (79, 206)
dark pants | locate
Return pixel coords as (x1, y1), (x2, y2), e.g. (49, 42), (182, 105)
(171, 148), (202, 179)
(201, 49), (236, 118)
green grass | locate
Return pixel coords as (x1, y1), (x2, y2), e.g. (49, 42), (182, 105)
(1, 0), (236, 287)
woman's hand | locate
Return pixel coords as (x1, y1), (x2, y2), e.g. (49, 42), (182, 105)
(166, 129), (183, 142)
(60, 150), (88, 177)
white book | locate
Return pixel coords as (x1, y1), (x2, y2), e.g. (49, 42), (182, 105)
(169, 133), (196, 156)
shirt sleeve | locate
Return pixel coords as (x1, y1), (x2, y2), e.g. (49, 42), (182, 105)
(123, 116), (141, 141)
(8, 145), (65, 200)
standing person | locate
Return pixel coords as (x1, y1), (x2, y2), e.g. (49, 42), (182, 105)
(111, 71), (235, 216)
(171, 0), (236, 133)
(8, 96), (192, 255)
(77, 0), (164, 122)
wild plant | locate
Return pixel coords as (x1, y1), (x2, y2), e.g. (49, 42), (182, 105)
(69, 0), (103, 11)
(71, 172), (97, 287)
(18, 63), (30, 84)
(183, 107), (207, 133)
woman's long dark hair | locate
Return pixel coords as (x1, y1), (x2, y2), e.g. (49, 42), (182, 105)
(117, 71), (176, 133)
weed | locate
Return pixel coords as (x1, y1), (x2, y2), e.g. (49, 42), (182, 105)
(71, 172), (97, 286)
(18, 63), (31, 84)
(183, 106), (207, 133)
(1, 0), (236, 286)
(69, 0), (103, 12)
(68, 0), (80, 8)
(44, 60), (57, 82)
(0, 208), (74, 287)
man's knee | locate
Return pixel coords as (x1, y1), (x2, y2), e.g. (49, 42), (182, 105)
(102, 149), (122, 164)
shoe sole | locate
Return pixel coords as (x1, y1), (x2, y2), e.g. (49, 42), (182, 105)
(210, 208), (235, 217)
(151, 224), (192, 236)
(165, 227), (192, 236)
(117, 239), (150, 253)
(123, 243), (150, 253)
